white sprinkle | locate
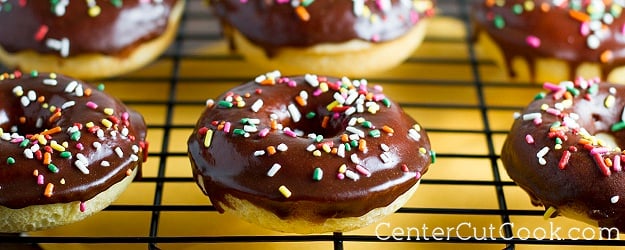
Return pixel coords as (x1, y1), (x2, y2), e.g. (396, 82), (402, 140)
(27, 90), (36, 101)
(345, 170), (360, 181)
(254, 74), (266, 83)
(287, 104), (301, 123)
(276, 143), (288, 152)
(306, 144), (316, 152)
(74, 160), (90, 174)
(333, 92), (346, 104)
(408, 129), (421, 141)
(61, 101), (76, 109)
(205, 99), (214, 107)
(611, 195), (620, 204)
(35, 118), (43, 128)
(522, 113), (542, 121)
(537, 146), (550, 158)
(337, 144), (346, 158)
(96, 129), (104, 139)
(43, 79), (58, 86)
(610, 87), (617, 95)
(76, 153), (88, 164)
(380, 143), (390, 152)
(348, 117), (358, 126)
(60, 37), (69, 57)
(12, 86), (23, 96)
(353, 0), (365, 16)
(114, 147), (123, 158)
(30, 144), (40, 152)
(46, 38), (62, 50)
(267, 163), (282, 177)
(251, 99), (264, 113)
(345, 92), (359, 105)
(349, 133), (360, 141)
(380, 152), (391, 163)
(305, 74), (319, 87)
(243, 125), (258, 132)
(254, 150), (266, 156)
(130, 154), (139, 162)
(121, 127), (129, 137)
(75, 84), (84, 97)
(621, 108), (625, 121)
(357, 103), (365, 113)
(132, 145), (140, 153)
(345, 107), (356, 116)
(350, 154), (360, 164)
(65, 81), (78, 93)
(538, 158), (547, 165)
(266, 70), (281, 79)
(299, 90), (308, 100)
(24, 149), (34, 159)
(587, 34), (600, 49)
(247, 118), (261, 125)
(346, 126), (365, 138)
(101, 161), (111, 167)
(20, 96), (30, 107)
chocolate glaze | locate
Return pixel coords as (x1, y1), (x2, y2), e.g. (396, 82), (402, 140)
(0, 71), (147, 209)
(188, 73), (433, 221)
(502, 79), (625, 232)
(0, 0), (179, 57)
(210, 0), (435, 57)
(472, 0), (625, 81)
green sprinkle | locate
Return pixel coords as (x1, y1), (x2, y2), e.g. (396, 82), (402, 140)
(493, 15), (505, 29)
(344, 142), (352, 151)
(19, 140), (29, 148)
(611, 5), (622, 18)
(381, 98), (392, 108)
(430, 150), (436, 164)
(97, 83), (105, 91)
(3, 3), (12, 12)
(240, 118), (249, 124)
(550, 121), (561, 128)
(566, 86), (580, 96)
(534, 92), (546, 100)
(110, 0), (123, 8)
(306, 112), (316, 119)
(588, 84), (599, 95)
(59, 151), (72, 159)
(48, 164), (59, 173)
(350, 140), (359, 147)
(362, 121), (373, 128)
(611, 121), (625, 132)
(6, 157), (15, 165)
(312, 167), (323, 181)
(30, 70), (39, 78)
(218, 100), (233, 108)
(512, 4), (523, 14)
(314, 135), (323, 143)
(555, 138), (563, 145)
(301, 0), (314, 7)
(233, 128), (246, 136)
(70, 131), (81, 141)
(369, 129), (381, 138)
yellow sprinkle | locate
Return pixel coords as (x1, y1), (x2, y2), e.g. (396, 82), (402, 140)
(524, 0), (535, 11)
(322, 144), (331, 153)
(554, 144), (562, 150)
(237, 101), (246, 108)
(338, 164), (347, 173)
(319, 82), (329, 92)
(357, 117), (366, 124)
(419, 147), (427, 154)
(60, 178), (66, 185)
(312, 150), (322, 157)
(103, 108), (114, 116)
(278, 185), (292, 198)
(62, 141), (69, 148)
(37, 135), (47, 145)
(49, 73), (57, 79)
(413, 124), (422, 131)
(50, 141), (65, 152)
(540, 103), (549, 111)
(0, 128), (3, 137)
(605, 95), (615, 108)
(88, 6), (101, 17)
(203, 129), (214, 148)
(543, 206), (557, 220)
(326, 100), (340, 111)
(101, 118), (113, 128)
(86, 122), (95, 128)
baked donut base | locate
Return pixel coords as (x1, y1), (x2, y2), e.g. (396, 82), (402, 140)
(227, 20), (429, 77)
(0, 0), (185, 80)
(0, 167), (138, 233)
(476, 31), (625, 84)
(213, 180), (420, 234)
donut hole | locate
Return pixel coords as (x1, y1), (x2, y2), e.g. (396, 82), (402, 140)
(288, 109), (347, 138)
(0, 105), (61, 136)
(595, 132), (619, 149)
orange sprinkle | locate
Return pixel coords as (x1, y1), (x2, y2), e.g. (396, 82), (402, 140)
(578, 139), (592, 145)
(540, 2), (550, 12)
(41, 126), (62, 135)
(601, 50), (614, 63)
(270, 120), (278, 130)
(267, 146), (277, 156)
(365, 93), (374, 101)
(43, 152), (52, 165)
(563, 91), (573, 100)
(44, 183), (54, 197)
(295, 96), (307, 107)
(49, 111), (62, 123)
(295, 6), (310, 21)
(321, 116), (330, 128)
(19, 116), (26, 124)
(126, 169), (133, 176)
(606, 158), (613, 167)
(341, 134), (349, 142)
(485, 0), (495, 7)
(37, 96), (45, 103)
(331, 148), (338, 154)
(358, 139), (367, 152)
(569, 10), (590, 22)
(84, 88), (92, 97)
(217, 124), (225, 131)
(260, 79), (275, 85)
(33, 169), (39, 177)
(382, 125), (395, 134)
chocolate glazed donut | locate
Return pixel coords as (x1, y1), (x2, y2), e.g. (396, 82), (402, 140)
(0, 71), (148, 232)
(188, 71), (435, 233)
(502, 78), (625, 236)
(472, 0), (625, 82)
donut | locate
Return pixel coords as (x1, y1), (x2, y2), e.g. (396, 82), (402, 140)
(502, 77), (625, 234)
(0, 0), (185, 79)
(208, 0), (435, 77)
(187, 71), (435, 233)
(0, 70), (148, 232)
(472, 0), (625, 84)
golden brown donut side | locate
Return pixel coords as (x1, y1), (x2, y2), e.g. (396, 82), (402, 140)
(502, 78), (625, 232)
(0, 71), (148, 210)
(472, 0), (625, 81)
(188, 72), (434, 223)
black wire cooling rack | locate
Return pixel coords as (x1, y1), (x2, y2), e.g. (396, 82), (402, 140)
(3, 0), (625, 249)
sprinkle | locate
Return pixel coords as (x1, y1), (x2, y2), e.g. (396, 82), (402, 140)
(295, 6), (310, 21)
(6, 157), (15, 165)
(267, 163), (281, 177)
(312, 150), (322, 157)
(276, 143), (288, 152)
(48, 163), (59, 173)
(345, 170), (360, 181)
(44, 183), (54, 197)
(65, 81), (78, 93)
(611, 196), (620, 204)
(278, 185), (292, 198)
(37, 175), (44, 185)
(74, 160), (89, 174)
(100, 161), (110, 167)
(525, 134), (535, 144)
(203, 129), (214, 148)
(251, 99), (263, 112)
(355, 165), (371, 177)
(350, 154), (360, 164)
(543, 206), (557, 220)
(346, 126), (365, 138)
(266, 146), (277, 155)
(79, 202), (86, 212)
(605, 95), (615, 108)
(594, 153), (611, 176)
(526, 35), (541, 48)
(408, 129), (421, 141)
(287, 104), (301, 122)
(522, 112), (542, 121)
(313, 167), (323, 181)
(614, 155), (622, 172)
(254, 150), (265, 156)
(114, 147), (123, 158)
(558, 150), (571, 169)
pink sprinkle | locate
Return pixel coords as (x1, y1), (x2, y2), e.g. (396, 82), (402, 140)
(85, 101), (98, 110)
(223, 122), (231, 133)
(10, 138), (24, 144)
(76, 143), (84, 150)
(591, 147), (610, 155)
(415, 171), (422, 180)
(259, 128), (270, 137)
(37, 175), (44, 185)
(373, 94), (386, 102)
(332, 112), (340, 119)
(80, 202), (86, 212)
(373, 85), (383, 91)
(283, 128), (297, 138)
(614, 155), (622, 172)
(371, 34), (380, 42)
(359, 84), (367, 92)
(275, 0), (288, 3)
(525, 134), (535, 144)
(313, 89), (323, 96)
(410, 10), (419, 24)
(546, 108), (561, 116)
(552, 89), (566, 100)
(581, 22), (590, 36)
(533, 118), (542, 125)
(543, 82), (563, 92)
(288, 80), (297, 87)
(355, 165), (371, 177)
(525, 35), (541, 48)
(337, 173), (345, 180)
(121, 112), (129, 121)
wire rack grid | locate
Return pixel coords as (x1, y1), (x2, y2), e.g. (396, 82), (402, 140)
(2, 0), (625, 249)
